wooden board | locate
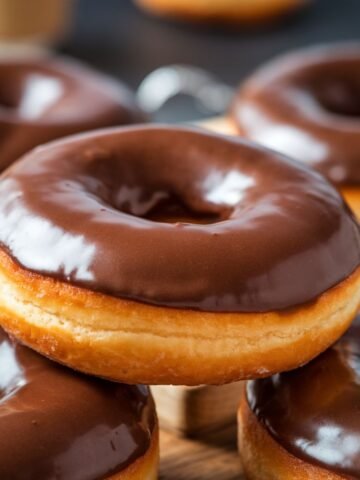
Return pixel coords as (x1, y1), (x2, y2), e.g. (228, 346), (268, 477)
(159, 429), (244, 479)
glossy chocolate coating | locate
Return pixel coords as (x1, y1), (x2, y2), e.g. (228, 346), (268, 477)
(0, 55), (143, 171)
(0, 126), (359, 312)
(248, 315), (360, 478)
(232, 44), (360, 185)
(0, 327), (155, 480)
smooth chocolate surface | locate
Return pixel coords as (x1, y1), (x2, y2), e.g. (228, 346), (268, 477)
(0, 126), (359, 312)
(0, 327), (155, 480)
(248, 315), (360, 478)
(0, 55), (143, 171)
(232, 44), (360, 185)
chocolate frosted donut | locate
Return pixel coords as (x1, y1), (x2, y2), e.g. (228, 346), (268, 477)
(231, 44), (360, 217)
(0, 126), (359, 385)
(239, 315), (360, 479)
(0, 55), (143, 171)
(0, 327), (158, 480)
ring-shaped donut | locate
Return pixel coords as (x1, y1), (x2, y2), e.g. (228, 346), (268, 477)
(232, 44), (360, 217)
(0, 126), (358, 384)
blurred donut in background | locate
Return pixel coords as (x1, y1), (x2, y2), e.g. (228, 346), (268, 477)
(0, 55), (144, 171)
(231, 43), (360, 218)
(134, 0), (309, 25)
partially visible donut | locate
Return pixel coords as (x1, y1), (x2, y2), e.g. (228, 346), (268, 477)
(238, 314), (360, 480)
(135, 0), (309, 25)
(0, 55), (144, 171)
(231, 44), (360, 217)
(0, 126), (358, 385)
(0, 325), (158, 480)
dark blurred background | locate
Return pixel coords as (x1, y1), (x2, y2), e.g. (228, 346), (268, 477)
(61, 0), (360, 121)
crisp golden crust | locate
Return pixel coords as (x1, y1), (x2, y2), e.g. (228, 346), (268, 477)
(238, 396), (344, 479)
(135, 0), (307, 24)
(0, 249), (359, 385)
(108, 425), (159, 480)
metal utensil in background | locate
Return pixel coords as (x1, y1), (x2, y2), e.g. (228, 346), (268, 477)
(137, 64), (234, 122)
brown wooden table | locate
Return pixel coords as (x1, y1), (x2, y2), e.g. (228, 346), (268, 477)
(160, 430), (244, 480)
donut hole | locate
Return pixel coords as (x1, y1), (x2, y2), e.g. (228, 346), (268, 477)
(138, 194), (223, 224)
(85, 153), (233, 225)
(104, 186), (224, 224)
(310, 75), (360, 117)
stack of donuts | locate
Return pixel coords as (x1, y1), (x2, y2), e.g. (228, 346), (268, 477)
(0, 43), (359, 480)
(0, 54), (159, 480)
(226, 42), (360, 478)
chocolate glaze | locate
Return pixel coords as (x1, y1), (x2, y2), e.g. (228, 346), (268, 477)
(0, 327), (155, 480)
(247, 315), (360, 478)
(0, 55), (144, 171)
(0, 126), (359, 312)
(232, 43), (360, 185)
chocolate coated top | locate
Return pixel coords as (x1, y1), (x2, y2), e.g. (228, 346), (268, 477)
(0, 126), (359, 312)
(0, 327), (155, 480)
(248, 315), (360, 478)
(232, 43), (360, 185)
(0, 55), (143, 171)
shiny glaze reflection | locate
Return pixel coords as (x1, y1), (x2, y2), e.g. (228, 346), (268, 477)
(0, 328), (155, 480)
(0, 126), (359, 312)
(232, 44), (360, 185)
(248, 315), (360, 478)
(0, 57), (143, 171)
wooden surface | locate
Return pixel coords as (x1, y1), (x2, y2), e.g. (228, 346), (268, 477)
(152, 382), (243, 439)
(159, 429), (244, 479)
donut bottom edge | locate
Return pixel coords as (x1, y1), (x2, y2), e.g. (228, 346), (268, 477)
(0, 249), (359, 385)
(238, 396), (344, 480)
